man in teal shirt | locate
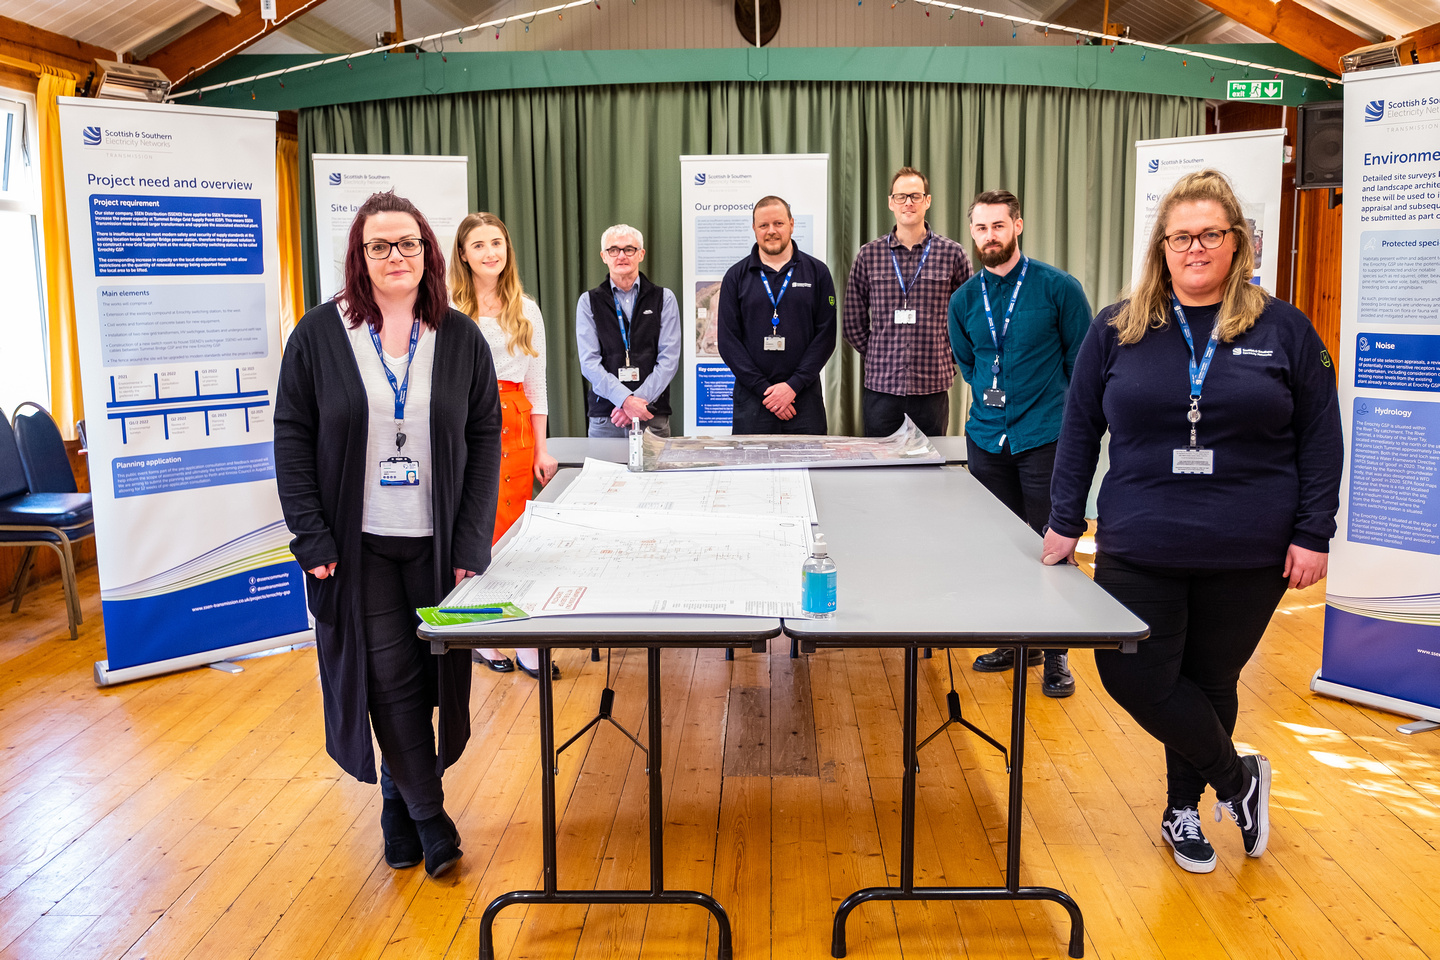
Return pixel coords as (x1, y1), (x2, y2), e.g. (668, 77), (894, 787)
(948, 189), (1091, 696)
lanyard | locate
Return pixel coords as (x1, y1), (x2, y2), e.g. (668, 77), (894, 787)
(1171, 296), (1220, 447)
(888, 236), (932, 309)
(368, 318), (421, 449)
(979, 255), (1028, 382)
(759, 266), (794, 333)
(612, 288), (634, 366)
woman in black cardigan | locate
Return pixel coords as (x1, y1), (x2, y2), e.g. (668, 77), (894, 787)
(274, 191), (502, 878)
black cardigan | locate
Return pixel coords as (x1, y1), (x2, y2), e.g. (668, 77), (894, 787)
(274, 301), (502, 782)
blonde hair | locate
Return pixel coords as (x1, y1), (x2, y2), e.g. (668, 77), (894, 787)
(1111, 169), (1267, 346)
(449, 212), (537, 357)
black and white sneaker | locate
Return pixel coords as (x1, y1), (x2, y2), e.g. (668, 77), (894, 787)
(1214, 754), (1271, 857)
(1161, 806), (1216, 874)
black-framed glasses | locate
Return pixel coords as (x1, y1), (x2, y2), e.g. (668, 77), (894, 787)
(1163, 229), (1230, 253)
(364, 238), (425, 259)
(890, 192), (928, 204)
(605, 245), (640, 257)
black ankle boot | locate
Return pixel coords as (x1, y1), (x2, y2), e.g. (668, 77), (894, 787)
(415, 810), (462, 878)
(381, 796), (423, 869)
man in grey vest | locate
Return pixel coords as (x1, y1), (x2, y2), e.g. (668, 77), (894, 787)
(576, 224), (681, 437)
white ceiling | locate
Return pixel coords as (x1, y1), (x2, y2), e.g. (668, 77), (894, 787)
(9, 0), (1437, 62)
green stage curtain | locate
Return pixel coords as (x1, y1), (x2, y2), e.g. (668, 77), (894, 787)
(299, 82), (1202, 436)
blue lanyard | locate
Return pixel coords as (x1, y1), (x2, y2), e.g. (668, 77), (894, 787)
(1171, 297), (1220, 397)
(888, 236), (932, 308)
(979, 255), (1028, 376)
(759, 266), (794, 332)
(612, 288), (633, 360)
(368, 318), (421, 426)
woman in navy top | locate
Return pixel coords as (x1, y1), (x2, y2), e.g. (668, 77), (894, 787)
(1043, 170), (1342, 876)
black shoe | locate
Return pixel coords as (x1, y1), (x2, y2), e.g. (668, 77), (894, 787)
(472, 651), (515, 672)
(1042, 653), (1075, 698)
(973, 648), (1044, 672)
(1160, 806), (1216, 874)
(381, 796), (423, 869)
(517, 658), (561, 681)
(1215, 754), (1271, 857)
(414, 810), (463, 878)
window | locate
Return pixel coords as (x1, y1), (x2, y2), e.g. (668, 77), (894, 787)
(0, 89), (50, 423)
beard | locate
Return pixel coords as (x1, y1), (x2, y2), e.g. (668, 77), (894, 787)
(977, 236), (1017, 268)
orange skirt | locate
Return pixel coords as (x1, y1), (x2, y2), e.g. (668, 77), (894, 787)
(494, 380), (535, 543)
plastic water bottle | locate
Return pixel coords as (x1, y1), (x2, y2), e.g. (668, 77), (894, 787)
(628, 418), (644, 472)
(801, 532), (837, 619)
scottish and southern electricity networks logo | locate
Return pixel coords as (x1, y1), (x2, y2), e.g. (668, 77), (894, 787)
(1147, 158), (1160, 174)
(1364, 100), (1385, 122)
(694, 173), (707, 186)
(328, 172), (343, 186)
(82, 126), (102, 146)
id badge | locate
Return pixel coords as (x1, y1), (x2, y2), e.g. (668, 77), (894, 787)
(379, 456), (421, 486)
(1172, 448), (1214, 475)
(618, 366), (641, 383)
(763, 336), (786, 351)
(893, 308), (917, 325)
(982, 387), (1006, 408)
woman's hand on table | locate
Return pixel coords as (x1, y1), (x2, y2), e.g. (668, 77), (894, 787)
(1041, 530), (1079, 566)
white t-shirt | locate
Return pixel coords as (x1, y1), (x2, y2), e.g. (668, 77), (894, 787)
(474, 297), (548, 414)
(345, 312), (436, 536)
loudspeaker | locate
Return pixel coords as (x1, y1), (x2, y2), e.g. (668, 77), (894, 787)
(1297, 101), (1343, 190)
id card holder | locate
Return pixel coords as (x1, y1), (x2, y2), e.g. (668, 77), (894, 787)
(618, 366), (641, 383)
(380, 456), (421, 486)
(982, 387), (1006, 408)
(763, 335), (786, 351)
(893, 308), (917, 325)
(1172, 448), (1214, 475)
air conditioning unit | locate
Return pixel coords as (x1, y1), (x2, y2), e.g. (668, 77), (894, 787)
(1340, 38), (1418, 73)
(90, 60), (172, 102)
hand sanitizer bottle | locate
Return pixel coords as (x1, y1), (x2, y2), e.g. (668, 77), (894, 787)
(801, 532), (837, 619)
(628, 418), (644, 472)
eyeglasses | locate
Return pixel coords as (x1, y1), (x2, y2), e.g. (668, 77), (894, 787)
(1163, 229), (1230, 253)
(890, 193), (928, 205)
(605, 245), (640, 257)
(364, 238), (425, 259)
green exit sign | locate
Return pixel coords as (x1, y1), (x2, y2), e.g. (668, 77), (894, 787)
(1228, 79), (1284, 101)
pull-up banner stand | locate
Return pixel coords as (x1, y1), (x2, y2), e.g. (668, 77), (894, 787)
(1314, 62), (1440, 732)
(58, 98), (311, 685)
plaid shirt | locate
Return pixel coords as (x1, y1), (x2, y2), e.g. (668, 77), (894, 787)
(842, 225), (972, 395)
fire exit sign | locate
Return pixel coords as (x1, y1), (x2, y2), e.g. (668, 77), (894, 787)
(1228, 80), (1284, 101)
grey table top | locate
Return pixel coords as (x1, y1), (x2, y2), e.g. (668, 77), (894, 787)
(547, 434), (968, 468)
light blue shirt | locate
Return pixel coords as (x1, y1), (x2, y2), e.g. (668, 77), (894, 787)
(575, 276), (682, 409)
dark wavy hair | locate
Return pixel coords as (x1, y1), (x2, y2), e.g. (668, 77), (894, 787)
(338, 190), (450, 330)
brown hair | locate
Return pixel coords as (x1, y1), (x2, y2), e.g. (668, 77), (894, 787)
(339, 191), (449, 330)
(967, 189), (1021, 222)
(448, 212), (536, 357)
(752, 195), (793, 220)
(889, 166), (930, 195)
(1110, 169), (1266, 345)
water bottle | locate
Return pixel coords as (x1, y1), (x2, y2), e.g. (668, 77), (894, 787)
(801, 532), (837, 619)
(628, 418), (644, 472)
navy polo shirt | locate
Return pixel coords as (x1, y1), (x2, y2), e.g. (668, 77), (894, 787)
(717, 243), (837, 396)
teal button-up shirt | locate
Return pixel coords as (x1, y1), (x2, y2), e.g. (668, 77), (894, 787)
(947, 256), (1091, 454)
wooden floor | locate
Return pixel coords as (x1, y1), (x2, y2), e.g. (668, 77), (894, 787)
(1, 564), (1438, 960)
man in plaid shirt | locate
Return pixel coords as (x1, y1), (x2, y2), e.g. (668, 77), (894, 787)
(842, 166), (972, 437)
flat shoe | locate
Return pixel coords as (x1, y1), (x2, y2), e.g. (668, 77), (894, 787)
(472, 651), (515, 672)
(415, 811), (462, 879)
(973, 648), (1044, 672)
(517, 659), (561, 681)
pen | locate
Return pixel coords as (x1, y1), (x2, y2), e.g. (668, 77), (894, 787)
(438, 606), (505, 614)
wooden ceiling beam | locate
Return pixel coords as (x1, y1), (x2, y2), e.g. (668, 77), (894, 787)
(1191, 0), (1369, 72)
(139, 0), (332, 88)
(0, 14), (117, 76)
(1407, 20), (1440, 63)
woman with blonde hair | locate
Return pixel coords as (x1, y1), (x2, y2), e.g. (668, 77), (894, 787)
(1042, 169), (1341, 875)
(449, 212), (559, 679)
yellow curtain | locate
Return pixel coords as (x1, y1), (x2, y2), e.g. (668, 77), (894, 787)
(37, 68), (81, 439)
(276, 133), (304, 345)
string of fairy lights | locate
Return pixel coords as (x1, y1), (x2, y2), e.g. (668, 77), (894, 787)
(163, 0), (1337, 104)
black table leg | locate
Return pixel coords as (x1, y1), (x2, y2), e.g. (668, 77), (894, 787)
(478, 647), (734, 960)
(830, 645), (1086, 960)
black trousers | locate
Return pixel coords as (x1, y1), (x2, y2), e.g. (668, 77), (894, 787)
(1093, 552), (1288, 810)
(862, 388), (949, 438)
(731, 382), (827, 435)
(361, 532), (445, 821)
(966, 437), (1064, 656)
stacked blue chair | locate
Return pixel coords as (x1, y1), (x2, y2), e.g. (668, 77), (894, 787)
(2, 404), (94, 640)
